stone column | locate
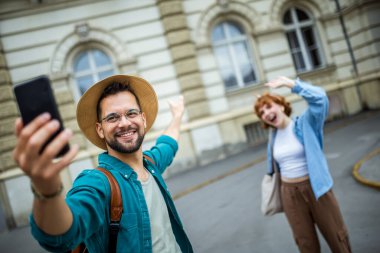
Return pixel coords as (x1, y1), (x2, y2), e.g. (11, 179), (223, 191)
(157, 0), (210, 120)
(0, 41), (18, 229)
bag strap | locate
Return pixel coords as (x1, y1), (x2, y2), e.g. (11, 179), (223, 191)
(143, 154), (156, 166)
(70, 168), (122, 253)
(96, 167), (122, 253)
(98, 155), (153, 251)
(72, 156), (153, 253)
(71, 243), (86, 253)
(269, 129), (279, 174)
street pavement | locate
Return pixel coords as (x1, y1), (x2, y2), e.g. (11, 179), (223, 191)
(0, 110), (379, 253)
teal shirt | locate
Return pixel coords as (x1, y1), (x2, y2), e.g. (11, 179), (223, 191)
(267, 79), (333, 199)
(30, 135), (193, 253)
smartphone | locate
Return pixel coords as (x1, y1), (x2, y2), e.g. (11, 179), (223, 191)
(13, 76), (70, 158)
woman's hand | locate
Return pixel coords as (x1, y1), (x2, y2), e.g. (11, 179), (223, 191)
(265, 76), (295, 89)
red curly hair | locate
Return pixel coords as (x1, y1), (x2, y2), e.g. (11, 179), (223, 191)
(254, 93), (292, 129)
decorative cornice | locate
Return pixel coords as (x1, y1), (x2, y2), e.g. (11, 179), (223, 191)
(270, 0), (330, 26)
(0, 0), (104, 20)
(320, 0), (379, 21)
(196, 1), (261, 47)
(50, 24), (135, 73)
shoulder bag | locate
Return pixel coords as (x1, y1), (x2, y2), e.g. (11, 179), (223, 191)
(261, 131), (283, 216)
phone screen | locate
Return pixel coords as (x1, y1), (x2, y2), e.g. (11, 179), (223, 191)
(13, 76), (70, 157)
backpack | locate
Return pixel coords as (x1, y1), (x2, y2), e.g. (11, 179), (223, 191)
(71, 155), (155, 253)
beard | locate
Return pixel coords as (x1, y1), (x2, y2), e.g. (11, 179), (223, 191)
(105, 130), (145, 154)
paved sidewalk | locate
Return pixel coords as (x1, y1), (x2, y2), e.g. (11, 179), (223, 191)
(357, 149), (380, 185)
(363, 153), (380, 181)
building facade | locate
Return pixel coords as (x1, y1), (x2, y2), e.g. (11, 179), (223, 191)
(0, 0), (379, 229)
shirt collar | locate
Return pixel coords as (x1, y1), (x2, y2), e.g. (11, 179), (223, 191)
(98, 152), (135, 177)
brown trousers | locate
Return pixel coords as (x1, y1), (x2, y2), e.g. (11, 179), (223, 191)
(281, 180), (351, 253)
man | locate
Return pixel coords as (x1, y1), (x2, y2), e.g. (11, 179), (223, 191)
(12, 75), (193, 252)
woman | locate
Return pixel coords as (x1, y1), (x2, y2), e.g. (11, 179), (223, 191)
(254, 76), (351, 253)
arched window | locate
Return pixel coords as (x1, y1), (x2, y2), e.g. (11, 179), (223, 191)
(73, 49), (115, 96)
(283, 7), (324, 72)
(211, 21), (257, 90)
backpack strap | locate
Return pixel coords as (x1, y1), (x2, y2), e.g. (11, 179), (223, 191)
(96, 167), (122, 253)
(70, 168), (122, 253)
(143, 154), (156, 166)
(71, 243), (86, 253)
(72, 157), (152, 253)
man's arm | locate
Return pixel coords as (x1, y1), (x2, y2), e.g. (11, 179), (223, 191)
(12, 113), (79, 235)
(144, 96), (184, 173)
(162, 95), (185, 141)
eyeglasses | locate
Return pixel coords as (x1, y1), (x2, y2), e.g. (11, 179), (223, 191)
(101, 109), (142, 124)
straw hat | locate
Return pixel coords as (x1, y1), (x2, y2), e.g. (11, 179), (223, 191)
(76, 75), (158, 150)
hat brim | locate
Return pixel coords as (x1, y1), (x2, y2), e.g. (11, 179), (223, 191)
(76, 75), (158, 150)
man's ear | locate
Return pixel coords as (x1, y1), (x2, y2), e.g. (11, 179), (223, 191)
(96, 122), (105, 139)
(141, 112), (147, 128)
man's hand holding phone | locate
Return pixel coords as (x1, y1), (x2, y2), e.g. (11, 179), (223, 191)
(12, 76), (79, 197)
(13, 113), (79, 196)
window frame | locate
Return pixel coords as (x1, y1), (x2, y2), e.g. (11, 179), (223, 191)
(283, 7), (325, 73)
(71, 48), (115, 100)
(211, 20), (259, 90)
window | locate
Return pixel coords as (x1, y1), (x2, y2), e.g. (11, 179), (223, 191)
(283, 7), (324, 72)
(73, 49), (115, 96)
(244, 122), (268, 146)
(211, 21), (258, 90)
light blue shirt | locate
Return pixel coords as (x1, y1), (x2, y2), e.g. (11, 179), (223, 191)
(30, 135), (193, 253)
(267, 79), (333, 199)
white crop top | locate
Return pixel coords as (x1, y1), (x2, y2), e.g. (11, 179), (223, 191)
(273, 120), (309, 178)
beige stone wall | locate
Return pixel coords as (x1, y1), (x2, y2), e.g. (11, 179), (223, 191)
(360, 79), (380, 109)
(0, 40), (19, 229)
(157, 0), (210, 120)
(0, 45), (18, 174)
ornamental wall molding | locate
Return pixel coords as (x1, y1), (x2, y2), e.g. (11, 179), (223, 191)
(270, 0), (330, 26)
(196, 1), (261, 47)
(50, 23), (135, 74)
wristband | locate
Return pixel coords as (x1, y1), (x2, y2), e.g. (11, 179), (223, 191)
(31, 183), (64, 200)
